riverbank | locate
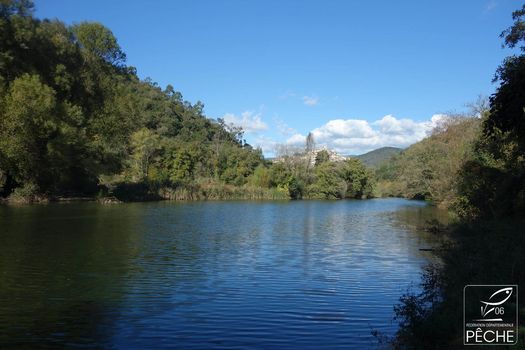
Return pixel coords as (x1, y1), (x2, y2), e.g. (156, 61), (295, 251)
(0, 181), (291, 204)
(391, 219), (525, 348)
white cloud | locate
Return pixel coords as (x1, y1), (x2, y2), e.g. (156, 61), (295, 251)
(314, 119), (376, 139)
(285, 114), (449, 155)
(274, 117), (296, 136)
(286, 133), (307, 145)
(251, 135), (278, 155)
(302, 96), (319, 106)
(222, 111), (268, 133)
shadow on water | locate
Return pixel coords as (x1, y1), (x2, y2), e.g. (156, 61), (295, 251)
(0, 203), (147, 348)
(0, 198), (448, 349)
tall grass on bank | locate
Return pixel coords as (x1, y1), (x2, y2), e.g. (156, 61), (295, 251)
(111, 179), (290, 202)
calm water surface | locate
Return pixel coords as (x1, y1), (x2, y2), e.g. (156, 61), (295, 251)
(0, 199), (448, 349)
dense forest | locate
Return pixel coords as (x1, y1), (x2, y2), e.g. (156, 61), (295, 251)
(0, 0), (373, 203)
(374, 114), (482, 207)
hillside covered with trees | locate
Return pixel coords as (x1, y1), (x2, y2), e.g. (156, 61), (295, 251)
(0, 0), (373, 203)
(354, 146), (402, 168)
(374, 114), (482, 207)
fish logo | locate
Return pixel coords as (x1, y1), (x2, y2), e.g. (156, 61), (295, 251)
(464, 285), (518, 345)
(475, 287), (513, 321)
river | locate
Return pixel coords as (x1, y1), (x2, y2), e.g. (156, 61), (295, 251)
(0, 198), (448, 349)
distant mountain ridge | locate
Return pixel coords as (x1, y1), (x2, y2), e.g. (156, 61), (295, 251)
(352, 147), (403, 167)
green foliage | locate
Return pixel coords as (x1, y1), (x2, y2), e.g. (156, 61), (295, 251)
(392, 6), (525, 348)
(376, 116), (481, 205)
(2, 0), (381, 203)
(168, 143), (203, 184)
(0, 0), (33, 19)
(0, 3), (272, 200)
(0, 74), (57, 186)
(500, 4), (525, 50)
(216, 144), (263, 185)
(340, 158), (374, 198)
(354, 146), (402, 168)
(454, 6), (525, 219)
(307, 162), (346, 199)
(314, 149), (330, 166)
(302, 158), (373, 199)
(72, 22), (126, 66)
(8, 182), (41, 203)
(392, 220), (525, 349)
(248, 165), (271, 188)
(128, 128), (161, 182)
(0, 1), (375, 203)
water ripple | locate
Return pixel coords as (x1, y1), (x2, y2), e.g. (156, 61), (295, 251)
(0, 198), (447, 349)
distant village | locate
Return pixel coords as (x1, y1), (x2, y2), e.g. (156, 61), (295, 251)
(274, 147), (347, 166)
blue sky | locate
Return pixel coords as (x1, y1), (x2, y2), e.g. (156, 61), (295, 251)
(36, 0), (522, 156)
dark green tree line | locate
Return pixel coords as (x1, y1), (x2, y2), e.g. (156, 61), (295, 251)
(0, 0), (271, 201)
(454, 4), (525, 219)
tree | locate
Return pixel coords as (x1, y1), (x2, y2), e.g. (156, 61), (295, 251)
(485, 4), (525, 155)
(1, 1), (352, 201)
(341, 158), (373, 198)
(0, 74), (57, 187)
(167, 143), (203, 184)
(305, 132), (315, 153)
(308, 162), (346, 199)
(315, 149), (330, 166)
(376, 116), (481, 204)
(455, 4), (525, 218)
(248, 165), (271, 188)
(500, 4), (525, 50)
(129, 128), (161, 182)
(0, 0), (33, 18)
(304, 132), (316, 175)
(72, 22), (126, 66)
